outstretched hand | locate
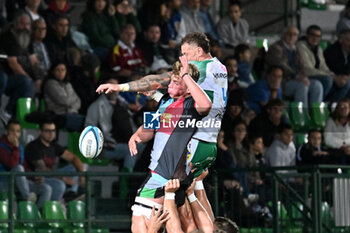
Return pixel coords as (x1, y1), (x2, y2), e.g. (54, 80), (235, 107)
(144, 206), (169, 233)
(96, 83), (120, 94)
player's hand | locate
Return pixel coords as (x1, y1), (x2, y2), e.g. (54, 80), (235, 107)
(128, 134), (142, 156)
(165, 179), (180, 193)
(144, 206), (169, 233)
(197, 169), (209, 181)
(96, 83), (120, 94)
(186, 178), (196, 196)
(179, 55), (189, 78)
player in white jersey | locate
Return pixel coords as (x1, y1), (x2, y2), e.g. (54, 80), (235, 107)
(96, 32), (228, 178)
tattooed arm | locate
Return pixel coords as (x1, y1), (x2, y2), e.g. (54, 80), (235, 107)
(96, 72), (172, 94)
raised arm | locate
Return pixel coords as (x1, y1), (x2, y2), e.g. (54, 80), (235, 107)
(96, 72), (172, 94)
(179, 56), (212, 116)
(164, 179), (184, 233)
(186, 179), (214, 233)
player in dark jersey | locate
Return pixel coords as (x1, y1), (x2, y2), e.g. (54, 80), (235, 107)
(128, 56), (212, 233)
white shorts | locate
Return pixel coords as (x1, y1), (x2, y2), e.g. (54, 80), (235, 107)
(131, 196), (163, 219)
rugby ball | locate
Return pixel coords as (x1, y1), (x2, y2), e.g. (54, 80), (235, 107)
(79, 126), (104, 159)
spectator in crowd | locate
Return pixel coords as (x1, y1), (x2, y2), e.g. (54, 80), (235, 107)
(246, 65), (283, 115)
(297, 129), (333, 165)
(138, 24), (171, 71)
(109, 24), (147, 79)
(24, 0), (42, 22)
(234, 44), (255, 88)
(199, 0), (219, 40)
(41, 0), (72, 35)
(324, 98), (350, 164)
(266, 26), (323, 107)
(24, 120), (85, 204)
(71, 53), (100, 115)
(30, 18), (51, 84)
(296, 25), (350, 103)
(216, 0), (248, 48)
(80, 0), (119, 61)
(265, 124), (296, 172)
(85, 78), (143, 197)
(114, 0), (141, 35)
(176, 0), (205, 43)
(224, 56), (239, 90)
(137, 0), (169, 32)
(42, 62), (84, 131)
(0, 119), (51, 208)
(207, 33), (224, 61)
(249, 134), (265, 173)
(336, 0), (350, 34)
(161, 0), (182, 49)
(324, 29), (350, 80)
(248, 99), (288, 147)
(0, 11), (35, 120)
(44, 14), (79, 69)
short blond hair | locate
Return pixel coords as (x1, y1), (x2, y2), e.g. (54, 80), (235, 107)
(172, 61), (200, 82)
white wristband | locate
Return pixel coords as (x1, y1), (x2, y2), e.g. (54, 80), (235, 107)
(119, 83), (130, 92)
(195, 180), (204, 190)
(165, 193), (175, 200)
(188, 193), (197, 203)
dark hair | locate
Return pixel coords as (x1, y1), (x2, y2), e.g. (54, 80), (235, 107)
(39, 120), (56, 130)
(181, 32), (210, 54)
(121, 23), (135, 34)
(32, 17), (46, 29)
(234, 44), (250, 60)
(50, 62), (70, 83)
(229, 0), (242, 9)
(266, 98), (284, 109)
(266, 65), (283, 75)
(214, 216), (239, 233)
(248, 134), (263, 145)
(331, 98), (350, 121)
(306, 25), (322, 35)
(6, 118), (20, 129)
(86, 0), (111, 14)
(278, 123), (293, 134)
(223, 55), (236, 66)
(308, 129), (322, 137)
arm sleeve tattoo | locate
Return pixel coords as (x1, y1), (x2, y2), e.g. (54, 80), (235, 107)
(128, 72), (171, 92)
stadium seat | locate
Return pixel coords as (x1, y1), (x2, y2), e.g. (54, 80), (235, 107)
(310, 102), (329, 129)
(17, 201), (41, 228)
(42, 201), (68, 229)
(67, 201), (85, 228)
(289, 102), (312, 132)
(256, 38), (269, 51)
(295, 133), (308, 148)
(308, 0), (327, 10)
(16, 98), (39, 129)
(322, 202), (335, 228)
(263, 229), (273, 233)
(0, 201), (8, 229)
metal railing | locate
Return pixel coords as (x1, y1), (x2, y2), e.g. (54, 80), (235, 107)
(0, 165), (350, 232)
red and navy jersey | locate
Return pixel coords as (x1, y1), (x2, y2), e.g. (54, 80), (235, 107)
(109, 40), (146, 72)
(149, 94), (202, 181)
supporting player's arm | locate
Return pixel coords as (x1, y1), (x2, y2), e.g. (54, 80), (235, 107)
(179, 56), (212, 116)
(128, 126), (154, 156)
(96, 72), (172, 94)
(164, 179), (184, 233)
(186, 179), (214, 233)
(194, 170), (215, 222)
